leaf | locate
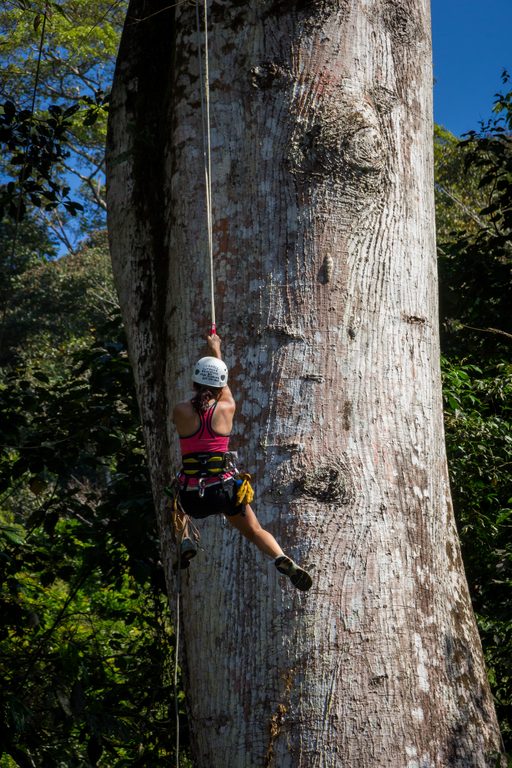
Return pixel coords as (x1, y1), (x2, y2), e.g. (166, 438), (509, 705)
(49, 2), (72, 22)
(478, 172), (496, 189)
(2, 100), (16, 120)
(0, 523), (25, 547)
(63, 201), (84, 215)
(17, 109), (32, 122)
(495, 509), (512, 526)
(83, 110), (99, 127)
(447, 395), (460, 411)
(63, 104), (81, 118)
(480, 203), (500, 216)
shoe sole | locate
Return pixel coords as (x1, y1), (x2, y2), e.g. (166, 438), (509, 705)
(173, 540), (197, 571)
(275, 556), (313, 592)
(290, 569), (313, 591)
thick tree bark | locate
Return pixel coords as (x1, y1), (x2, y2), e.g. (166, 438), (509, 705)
(106, 1), (504, 766)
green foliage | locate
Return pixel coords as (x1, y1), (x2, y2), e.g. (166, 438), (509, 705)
(0, 5), (508, 761)
(0, 99), (84, 221)
(0, 233), (192, 765)
(0, 0), (125, 245)
(0, 312), (184, 766)
(0, 231), (115, 367)
(442, 358), (512, 749)
(440, 76), (512, 753)
(0, 213), (56, 276)
(434, 124), (486, 243)
(493, 72), (512, 130)
(438, 75), (512, 362)
(0, 0), (122, 146)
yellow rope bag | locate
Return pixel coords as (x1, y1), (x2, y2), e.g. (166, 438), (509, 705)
(236, 473), (254, 506)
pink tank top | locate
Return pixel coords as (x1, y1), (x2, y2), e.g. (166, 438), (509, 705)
(179, 402), (230, 457)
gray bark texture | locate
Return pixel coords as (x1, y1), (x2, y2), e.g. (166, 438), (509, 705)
(106, 1), (504, 766)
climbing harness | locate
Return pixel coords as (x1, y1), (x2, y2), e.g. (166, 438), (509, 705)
(178, 450), (254, 500)
(182, 451), (231, 478)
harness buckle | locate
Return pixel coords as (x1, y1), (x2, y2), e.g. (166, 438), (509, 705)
(198, 478), (206, 498)
(224, 451), (239, 472)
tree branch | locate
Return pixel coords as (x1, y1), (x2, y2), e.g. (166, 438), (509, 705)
(435, 183), (488, 230)
(461, 323), (512, 342)
(41, 211), (75, 252)
(44, 50), (101, 91)
(61, 160), (107, 211)
(65, 141), (105, 177)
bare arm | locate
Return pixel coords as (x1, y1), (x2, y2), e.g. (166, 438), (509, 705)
(207, 334), (235, 408)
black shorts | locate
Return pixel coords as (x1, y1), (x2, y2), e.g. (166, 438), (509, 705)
(178, 478), (244, 520)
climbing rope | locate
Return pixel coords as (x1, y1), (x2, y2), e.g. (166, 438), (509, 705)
(195, 0), (216, 334)
(165, 481), (185, 768)
(171, 6), (217, 763)
(174, 564), (181, 768)
(166, 479), (200, 768)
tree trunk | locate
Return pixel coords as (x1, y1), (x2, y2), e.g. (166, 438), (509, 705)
(106, 1), (504, 766)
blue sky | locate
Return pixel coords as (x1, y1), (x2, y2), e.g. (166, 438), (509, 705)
(431, 0), (511, 136)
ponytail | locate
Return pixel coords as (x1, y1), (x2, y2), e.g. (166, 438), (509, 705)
(191, 384), (222, 414)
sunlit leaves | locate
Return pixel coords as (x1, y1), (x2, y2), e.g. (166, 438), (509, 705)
(438, 83), (512, 362)
(0, 0), (126, 243)
(0, 99), (84, 220)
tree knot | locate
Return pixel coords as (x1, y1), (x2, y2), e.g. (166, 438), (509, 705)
(297, 457), (353, 504)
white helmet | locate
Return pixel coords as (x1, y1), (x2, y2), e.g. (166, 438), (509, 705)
(192, 357), (228, 387)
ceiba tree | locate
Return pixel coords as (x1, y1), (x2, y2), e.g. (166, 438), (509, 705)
(106, 1), (504, 766)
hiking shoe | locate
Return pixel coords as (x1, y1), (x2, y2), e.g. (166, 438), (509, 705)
(275, 555), (312, 592)
(173, 537), (197, 571)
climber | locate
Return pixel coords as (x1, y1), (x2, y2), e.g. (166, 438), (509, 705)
(171, 333), (313, 592)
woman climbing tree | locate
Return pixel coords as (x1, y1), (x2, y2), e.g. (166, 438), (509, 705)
(172, 333), (312, 591)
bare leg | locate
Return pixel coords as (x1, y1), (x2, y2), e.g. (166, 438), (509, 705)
(226, 504), (284, 559)
(226, 504), (312, 590)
